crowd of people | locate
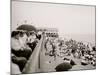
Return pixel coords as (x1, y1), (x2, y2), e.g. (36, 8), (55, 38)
(11, 30), (41, 74)
(44, 37), (96, 68)
(11, 29), (96, 73)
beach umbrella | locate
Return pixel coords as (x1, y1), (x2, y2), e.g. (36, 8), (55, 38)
(17, 24), (37, 32)
(55, 62), (72, 71)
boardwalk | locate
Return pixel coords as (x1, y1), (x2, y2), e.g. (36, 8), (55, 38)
(23, 35), (95, 73)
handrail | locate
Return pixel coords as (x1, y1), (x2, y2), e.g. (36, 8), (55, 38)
(22, 35), (44, 73)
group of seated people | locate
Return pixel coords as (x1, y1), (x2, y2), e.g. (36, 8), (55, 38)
(11, 30), (41, 74)
(44, 37), (96, 67)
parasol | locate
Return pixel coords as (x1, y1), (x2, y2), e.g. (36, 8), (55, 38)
(55, 62), (72, 71)
(17, 24), (37, 32)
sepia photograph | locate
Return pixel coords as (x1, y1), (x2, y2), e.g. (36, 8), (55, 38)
(11, 0), (96, 74)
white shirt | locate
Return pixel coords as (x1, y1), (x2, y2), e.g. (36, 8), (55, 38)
(11, 38), (22, 51)
(11, 34), (29, 51)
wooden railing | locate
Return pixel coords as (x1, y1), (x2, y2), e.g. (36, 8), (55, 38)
(22, 35), (44, 73)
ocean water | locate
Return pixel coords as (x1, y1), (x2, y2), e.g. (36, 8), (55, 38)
(59, 34), (96, 46)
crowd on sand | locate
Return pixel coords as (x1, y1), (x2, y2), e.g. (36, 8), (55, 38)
(44, 37), (96, 68)
(11, 30), (41, 74)
(11, 30), (96, 73)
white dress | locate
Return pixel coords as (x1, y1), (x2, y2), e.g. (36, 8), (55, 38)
(11, 62), (21, 74)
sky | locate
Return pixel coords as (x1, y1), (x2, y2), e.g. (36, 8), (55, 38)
(12, 1), (95, 36)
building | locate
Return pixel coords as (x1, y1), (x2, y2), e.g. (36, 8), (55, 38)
(37, 27), (59, 38)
